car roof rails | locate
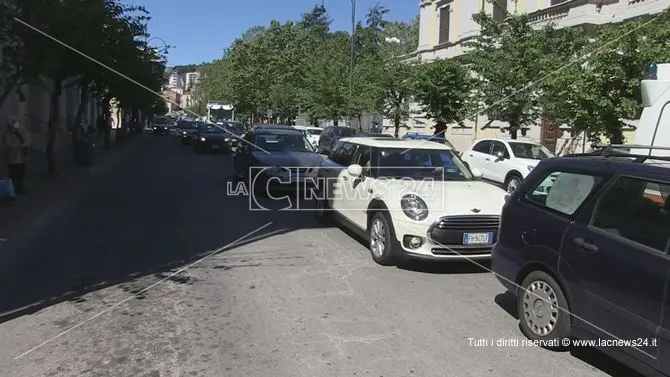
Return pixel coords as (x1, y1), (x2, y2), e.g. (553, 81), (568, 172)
(565, 144), (670, 163)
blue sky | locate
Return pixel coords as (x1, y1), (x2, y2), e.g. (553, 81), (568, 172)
(125, 0), (418, 66)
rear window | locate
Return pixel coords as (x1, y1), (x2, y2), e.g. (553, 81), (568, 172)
(335, 128), (357, 137)
(525, 170), (605, 216)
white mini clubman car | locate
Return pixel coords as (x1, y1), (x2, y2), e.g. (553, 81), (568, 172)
(315, 137), (508, 265)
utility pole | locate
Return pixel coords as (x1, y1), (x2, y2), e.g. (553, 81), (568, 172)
(348, 0), (356, 127)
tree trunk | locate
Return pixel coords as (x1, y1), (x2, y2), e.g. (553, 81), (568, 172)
(333, 118), (338, 126)
(46, 77), (63, 175)
(434, 120), (447, 136)
(72, 78), (91, 157)
(357, 115), (363, 132)
(508, 118), (519, 140)
(607, 124), (624, 144)
(102, 98), (112, 148)
(394, 116), (401, 138)
(0, 71), (23, 110)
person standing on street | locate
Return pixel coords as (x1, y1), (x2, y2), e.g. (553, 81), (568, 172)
(2, 117), (30, 194)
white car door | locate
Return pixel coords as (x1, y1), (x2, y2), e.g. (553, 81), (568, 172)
(338, 145), (374, 228)
(489, 140), (513, 184)
(465, 140), (494, 178)
(326, 142), (358, 214)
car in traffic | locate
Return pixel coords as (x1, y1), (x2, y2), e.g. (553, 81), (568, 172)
(193, 124), (233, 154)
(317, 126), (358, 155)
(293, 125), (323, 148)
(315, 137), (507, 265)
(460, 138), (554, 193)
(177, 120), (200, 145)
(152, 116), (170, 135)
(233, 125), (322, 192)
(491, 144), (670, 377)
(221, 120), (246, 148)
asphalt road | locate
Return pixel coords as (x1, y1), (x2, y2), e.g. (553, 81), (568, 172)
(0, 135), (640, 377)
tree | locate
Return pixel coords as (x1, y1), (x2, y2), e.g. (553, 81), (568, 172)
(413, 58), (471, 136)
(464, 13), (551, 139)
(543, 11), (670, 144)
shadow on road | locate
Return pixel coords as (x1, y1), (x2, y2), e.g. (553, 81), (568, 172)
(0, 137), (321, 324)
(494, 291), (644, 377)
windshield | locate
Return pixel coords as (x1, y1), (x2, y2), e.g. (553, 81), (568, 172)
(508, 142), (553, 160)
(334, 128), (357, 137)
(154, 117), (167, 125)
(255, 133), (315, 152)
(376, 148), (473, 181)
(225, 123), (245, 135)
(199, 124), (224, 134)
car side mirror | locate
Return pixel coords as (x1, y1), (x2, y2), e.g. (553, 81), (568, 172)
(347, 164), (363, 177)
(471, 168), (483, 179)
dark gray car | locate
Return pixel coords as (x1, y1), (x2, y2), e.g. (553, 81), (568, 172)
(233, 127), (321, 192)
(317, 126), (358, 155)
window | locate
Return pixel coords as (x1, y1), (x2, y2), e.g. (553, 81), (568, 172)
(592, 177), (670, 251)
(472, 140), (492, 154)
(353, 145), (372, 175)
(376, 148), (472, 181)
(491, 141), (510, 159)
(493, 0), (507, 23)
(525, 171), (604, 216)
(330, 142), (357, 166)
(509, 142), (553, 160)
(438, 6), (450, 44)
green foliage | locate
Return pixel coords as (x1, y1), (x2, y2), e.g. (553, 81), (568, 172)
(193, 3), (420, 127)
(542, 10), (670, 143)
(412, 58), (471, 135)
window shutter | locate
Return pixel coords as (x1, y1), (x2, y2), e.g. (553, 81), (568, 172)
(493, 0), (507, 23)
(438, 6), (450, 44)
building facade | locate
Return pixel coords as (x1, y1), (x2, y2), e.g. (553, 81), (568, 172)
(402, 0), (667, 154)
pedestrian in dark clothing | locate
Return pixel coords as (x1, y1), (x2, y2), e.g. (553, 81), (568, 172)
(2, 117), (30, 194)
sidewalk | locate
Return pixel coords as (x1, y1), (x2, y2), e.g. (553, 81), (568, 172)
(0, 131), (135, 241)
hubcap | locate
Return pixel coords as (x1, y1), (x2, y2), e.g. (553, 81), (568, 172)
(507, 178), (520, 193)
(522, 280), (560, 336)
(370, 218), (386, 258)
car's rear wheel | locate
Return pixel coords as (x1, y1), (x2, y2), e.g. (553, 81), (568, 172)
(518, 271), (571, 351)
(368, 212), (399, 266)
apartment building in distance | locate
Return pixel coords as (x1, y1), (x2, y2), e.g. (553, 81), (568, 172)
(392, 0), (668, 154)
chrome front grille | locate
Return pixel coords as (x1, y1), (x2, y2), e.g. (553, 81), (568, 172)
(434, 215), (500, 231)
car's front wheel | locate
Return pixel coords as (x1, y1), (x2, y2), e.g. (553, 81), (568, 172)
(368, 212), (399, 266)
(518, 271), (571, 351)
(505, 173), (522, 193)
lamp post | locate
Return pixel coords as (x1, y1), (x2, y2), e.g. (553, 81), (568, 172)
(348, 0), (356, 127)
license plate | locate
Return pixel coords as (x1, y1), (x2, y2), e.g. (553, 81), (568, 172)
(211, 145), (219, 149)
(463, 232), (492, 245)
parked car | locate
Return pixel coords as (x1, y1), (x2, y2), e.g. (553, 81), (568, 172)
(360, 132), (394, 138)
(492, 144), (670, 377)
(317, 126), (358, 155)
(402, 132), (459, 155)
(233, 126), (322, 192)
(460, 138), (554, 193)
(315, 137), (507, 265)
(178, 121), (200, 145)
(193, 124), (232, 154)
(294, 125), (323, 148)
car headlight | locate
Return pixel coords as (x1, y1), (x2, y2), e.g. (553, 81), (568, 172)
(200, 137), (206, 142)
(527, 165), (534, 171)
(400, 194), (429, 221)
(225, 138), (231, 142)
(182, 131), (187, 135)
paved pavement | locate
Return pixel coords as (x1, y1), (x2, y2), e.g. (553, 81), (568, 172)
(0, 135), (640, 377)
